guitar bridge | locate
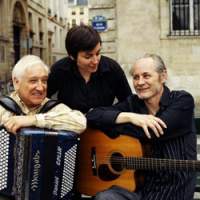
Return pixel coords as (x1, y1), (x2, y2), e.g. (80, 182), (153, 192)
(91, 147), (97, 176)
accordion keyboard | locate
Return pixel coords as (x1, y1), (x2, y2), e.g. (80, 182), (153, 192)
(0, 128), (10, 191)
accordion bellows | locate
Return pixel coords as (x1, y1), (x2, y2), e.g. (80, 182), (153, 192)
(0, 127), (79, 200)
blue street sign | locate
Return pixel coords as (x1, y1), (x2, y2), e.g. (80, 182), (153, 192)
(92, 16), (107, 32)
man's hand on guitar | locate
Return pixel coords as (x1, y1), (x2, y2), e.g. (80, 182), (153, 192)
(116, 113), (167, 139)
(3, 115), (36, 134)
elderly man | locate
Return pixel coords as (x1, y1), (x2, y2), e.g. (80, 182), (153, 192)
(86, 54), (196, 200)
(0, 55), (86, 200)
(0, 55), (86, 135)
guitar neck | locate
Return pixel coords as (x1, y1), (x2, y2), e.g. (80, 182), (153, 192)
(120, 157), (200, 171)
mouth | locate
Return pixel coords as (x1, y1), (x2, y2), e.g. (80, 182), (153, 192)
(136, 87), (149, 92)
(89, 65), (98, 68)
(32, 93), (45, 98)
(88, 65), (98, 71)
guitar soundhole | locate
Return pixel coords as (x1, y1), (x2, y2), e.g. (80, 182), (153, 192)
(110, 152), (123, 173)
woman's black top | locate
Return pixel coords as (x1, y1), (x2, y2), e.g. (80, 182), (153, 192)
(47, 56), (132, 113)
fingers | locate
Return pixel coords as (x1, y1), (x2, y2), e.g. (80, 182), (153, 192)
(4, 120), (18, 134)
(142, 115), (167, 139)
(3, 117), (21, 135)
(3, 116), (35, 135)
(148, 123), (160, 137)
(154, 117), (167, 129)
(143, 126), (151, 139)
(143, 122), (160, 139)
(153, 121), (164, 135)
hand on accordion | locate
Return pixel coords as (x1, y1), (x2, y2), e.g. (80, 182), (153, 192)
(3, 115), (36, 134)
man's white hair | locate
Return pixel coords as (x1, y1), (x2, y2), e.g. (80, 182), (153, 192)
(12, 55), (49, 80)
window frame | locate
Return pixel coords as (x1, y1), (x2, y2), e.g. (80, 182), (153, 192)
(169, 0), (200, 36)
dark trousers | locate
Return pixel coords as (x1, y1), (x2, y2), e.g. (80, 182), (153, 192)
(94, 186), (141, 200)
(0, 196), (13, 200)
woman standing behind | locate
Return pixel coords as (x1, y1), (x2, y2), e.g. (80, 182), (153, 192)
(47, 25), (132, 113)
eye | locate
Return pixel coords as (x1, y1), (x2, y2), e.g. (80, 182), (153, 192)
(96, 50), (101, 56)
(133, 75), (139, 81)
(42, 79), (47, 84)
(29, 79), (37, 83)
(143, 74), (151, 79)
(84, 55), (91, 59)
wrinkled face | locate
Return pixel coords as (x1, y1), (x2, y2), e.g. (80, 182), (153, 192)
(76, 42), (101, 74)
(132, 57), (167, 101)
(13, 64), (48, 108)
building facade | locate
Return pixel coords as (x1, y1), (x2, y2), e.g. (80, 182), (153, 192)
(67, 5), (89, 29)
(66, 0), (89, 29)
(89, 0), (200, 117)
(0, 0), (27, 79)
(28, 0), (48, 62)
(89, 0), (116, 60)
(0, 0), (68, 94)
(47, 0), (68, 65)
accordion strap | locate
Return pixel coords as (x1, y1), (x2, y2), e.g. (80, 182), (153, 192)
(0, 96), (24, 115)
(39, 99), (61, 113)
(0, 96), (60, 115)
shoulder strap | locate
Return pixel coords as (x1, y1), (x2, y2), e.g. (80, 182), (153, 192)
(0, 96), (60, 114)
(0, 96), (24, 115)
(39, 99), (61, 113)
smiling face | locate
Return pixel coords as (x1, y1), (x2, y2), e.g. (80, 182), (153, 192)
(13, 64), (48, 108)
(76, 42), (101, 76)
(132, 57), (167, 102)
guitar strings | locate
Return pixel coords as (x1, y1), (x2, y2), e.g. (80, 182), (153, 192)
(92, 156), (199, 171)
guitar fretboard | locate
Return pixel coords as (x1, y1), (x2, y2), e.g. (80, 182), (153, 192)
(112, 157), (200, 171)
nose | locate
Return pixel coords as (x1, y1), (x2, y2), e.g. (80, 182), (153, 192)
(134, 77), (145, 85)
(91, 55), (99, 64)
(138, 77), (145, 84)
(36, 81), (46, 91)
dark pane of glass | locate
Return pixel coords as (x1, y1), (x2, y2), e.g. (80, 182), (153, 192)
(172, 0), (189, 5)
(194, 0), (200, 4)
(77, 0), (88, 5)
(173, 5), (189, 30)
(194, 1), (200, 30)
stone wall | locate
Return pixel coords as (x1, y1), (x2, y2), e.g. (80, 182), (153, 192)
(89, 0), (117, 59)
(115, 0), (200, 117)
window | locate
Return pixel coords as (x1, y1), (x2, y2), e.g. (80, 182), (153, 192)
(28, 12), (33, 27)
(48, 8), (52, 16)
(72, 11), (76, 15)
(170, 0), (200, 36)
(80, 7), (84, 15)
(0, 0), (3, 34)
(38, 18), (43, 45)
(38, 18), (43, 31)
(77, 0), (88, 5)
(0, 46), (5, 63)
(68, 0), (76, 6)
(39, 32), (43, 45)
(72, 19), (76, 27)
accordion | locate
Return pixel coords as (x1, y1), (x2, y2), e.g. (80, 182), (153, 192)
(0, 126), (79, 200)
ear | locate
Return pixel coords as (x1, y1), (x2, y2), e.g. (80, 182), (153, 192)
(160, 69), (168, 84)
(12, 77), (20, 91)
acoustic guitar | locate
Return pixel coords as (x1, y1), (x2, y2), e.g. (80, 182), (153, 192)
(77, 128), (199, 196)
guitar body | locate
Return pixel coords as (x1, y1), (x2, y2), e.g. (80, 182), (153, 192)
(77, 128), (143, 196)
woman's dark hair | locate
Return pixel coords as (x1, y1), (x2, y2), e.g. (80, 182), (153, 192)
(65, 25), (102, 59)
